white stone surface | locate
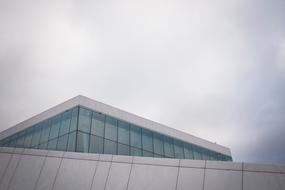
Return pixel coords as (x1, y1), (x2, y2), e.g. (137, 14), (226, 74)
(177, 167), (204, 190)
(128, 164), (178, 190)
(53, 158), (97, 190)
(0, 153), (12, 182)
(204, 169), (242, 190)
(206, 160), (242, 170)
(35, 157), (61, 190)
(8, 155), (45, 190)
(91, 161), (112, 190)
(105, 162), (132, 190)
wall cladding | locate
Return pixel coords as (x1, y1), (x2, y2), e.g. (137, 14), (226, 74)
(0, 147), (284, 190)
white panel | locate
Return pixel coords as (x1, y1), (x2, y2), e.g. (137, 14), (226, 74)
(243, 171), (283, 190)
(35, 157), (61, 190)
(105, 162), (132, 190)
(0, 153), (12, 182)
(53, 158), (97, 190)
(177, 167), (204, 190)
(8, 155), (45, 190)
(206, 161), (242, 170)
(91, 161), (111, 190)
(204, 169), (242, 190)
(0, 154), (21, 190)
(133, 156), (179, 166)
(128, 164), (178, 190)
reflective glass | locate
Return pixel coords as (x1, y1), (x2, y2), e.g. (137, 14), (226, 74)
(174, 140), (184, 159)
(202, 149), (210, 160)
(31, 125), (42, 147)
(70, 107), (79, 132)
(47, 138), (58, 150)
(91, 112), (105, 137)
(76, 132), (89, 152)
(24, 131), (33, 148)
(40, 120), (51, 143)
(38, 142), (47, 150)
(89, 135), (104, 154)
(143, 150), (153, 157)
(16, 136), (25, 148)
(142, 129), (153, 152)
(118, 121), (129, 145)
(59, 110), (72, 136)
(184, 143), (194, 159)
(67, 132), (76, 152)
(153, 133), (164, 155)
(105, 116), (117, 141)
(130, 147), (142, 156)
(57, 134), (68, 151)
(193, 145), (202, 160)
(130, 125), (141, 148)
(104, 139), (117, 155)
(78, 107), (92, 133)
(164, 136), (174, 158)
(49, 116), (61, 140)
(118, 143), (129, 155)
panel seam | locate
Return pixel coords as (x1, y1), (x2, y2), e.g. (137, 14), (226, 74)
(33, 155), (48, 190)
(175, 159), (181, 190)
(6, 153), (23, 190)
(103, 155), (113, 190)
(202, 161), (206, 190)
(0, 153), (13, 186)
(89, 154), (100, 190)
(126, 156), (134, 190)
(51, 156), (64, 190)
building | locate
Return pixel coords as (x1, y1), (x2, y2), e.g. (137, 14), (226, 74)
(0, 95), (284, 190)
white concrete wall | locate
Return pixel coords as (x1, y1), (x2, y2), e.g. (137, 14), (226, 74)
(0, 147), (284, 190)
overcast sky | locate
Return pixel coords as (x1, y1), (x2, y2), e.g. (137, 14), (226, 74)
(0, 0), (285, 164)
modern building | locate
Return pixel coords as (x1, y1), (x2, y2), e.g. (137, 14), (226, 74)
(0, 95), (284, 190)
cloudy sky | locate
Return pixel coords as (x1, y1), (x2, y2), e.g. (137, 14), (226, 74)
(0, 0), (285, 164)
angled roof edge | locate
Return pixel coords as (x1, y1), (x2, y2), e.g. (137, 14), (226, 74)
(0, 95), (231, 156)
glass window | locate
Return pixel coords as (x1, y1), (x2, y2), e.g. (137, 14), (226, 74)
(89, 135), (104, 154)
(24, 132), (33, 148)
(118, 121), (129, 145)
(16, 136), (25, 148)
(31, 125), (42, 147)
(76, 132), (89, 152)
(47, 138), (58, 150)
(78, 107), (92, 133)
(130, 125), (141, 148)
(142, 129), (153, 152)
(104, 116), (117, 141)
(202, 149), (210, 160)
(193, 145), (202, 160)
(38, 142), (47, 150)
(143, 150), (153, 157)
(57, 134), (68, 151)
(174, 140), (184, 159)
(153, 133), (164, 156)
(49, 115), (61, 140)
(59, 110), (72, 136)
(70, 107), (79, 132)
(104, 139), (117, 155)
(118, 143), (129, 155)
(164, 136), (174, 158)
(91, 112), (105, 137)
(40, 120), (51, 143)
(67, 132), (76, 152)
(130, 147), (142, 156)
(184, 143), (194, 159)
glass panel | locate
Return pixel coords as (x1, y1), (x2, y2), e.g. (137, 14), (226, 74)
(78, 107), (92, 133)
(143, 150), (153, 157)
(153, 133), (164, 155)
(104, 139), (117, 155)
(59, 110), (72, 136)
(89, 135), (104, 154)
(16, 135), (25, 148)
(57, 134), (68, 151)
(154, 154), (163, 158)
(130, 125), (141, 148)
(142, 129), (153, 152)
(164, 136), (174, 158)
(76, 132), (90, 152)
(49, 115), (61, 140)
(174, 140), (184, 159)
(184, 143), (194, 159)
(40, 120), (51, 143)
(38, 142), (47, 150)
(118, 143), (129, 155)
(47, 138), (58, 150)
(130, 147), (142, 156)
(24, 131), (33, 148)
(70, 107), (79, 132)
(31, 125), (42, 147)
(118, 121), (129, 145)
(104, 116), (117, 141)
(202, 149), (210, 160)
(193, 145), (202, 160)
(67, 132), (76, 152)
(91, 112), (105, 137)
